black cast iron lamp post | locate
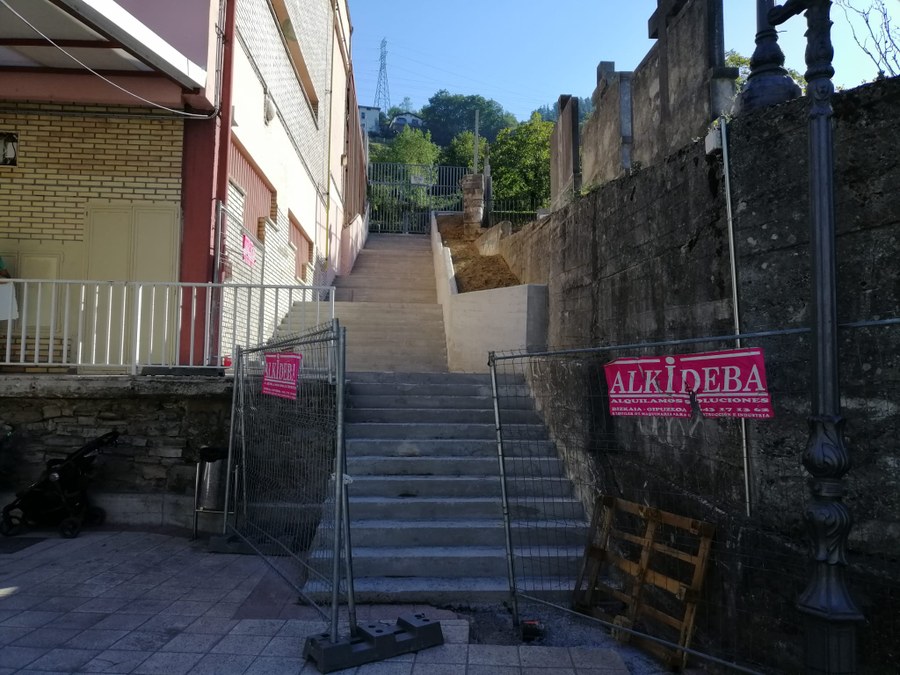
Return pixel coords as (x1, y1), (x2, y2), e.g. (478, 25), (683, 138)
(768, 1), (863, 673)
(739, 0), (802, 111)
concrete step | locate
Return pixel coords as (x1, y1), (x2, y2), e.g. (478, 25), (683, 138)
(346, 356), (448, 374)
(345, 422), (547, 440)
(347, 456), (562, 477)
(360, 235), (432, 251)
(332, 302), (444, 316)
(348, 372), (499, 385)
(350, 519), (587, 548)
(345, 438), (557, 458)
(345, 408), (540, 424)
(347, 545), (583, 579)
(319, 575), (572, 604)
(334, 288), (437, 304)
(348, 496), (584, 521)
(347, 382), (502, 397)
(347, 394), (532, 410)
(349, 475), (572, 499)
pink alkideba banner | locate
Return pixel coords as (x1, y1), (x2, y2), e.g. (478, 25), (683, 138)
(261, 352), (302, 400)
(603, 348), (774, 419)
(242, 234), (257, 267)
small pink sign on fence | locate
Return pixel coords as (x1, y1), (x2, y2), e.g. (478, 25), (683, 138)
(242, 234), (257, 267)
(261, 352), (302, 400)
(603, 348), (774, 419)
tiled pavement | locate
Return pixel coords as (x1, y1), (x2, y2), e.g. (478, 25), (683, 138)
(0, 531), (633, 674)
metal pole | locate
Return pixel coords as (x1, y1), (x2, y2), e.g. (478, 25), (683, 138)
(738, 0), (801, 112)
(489, 353), (520, 626)
(329, 320), (345, 644)
(768, 3), (863, 672)
(336, 324), (358, 635)
(222, 345), (242, 535)
(473, 109), (480, 173)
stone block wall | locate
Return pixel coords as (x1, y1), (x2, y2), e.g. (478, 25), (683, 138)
(581, 63), (633, 189)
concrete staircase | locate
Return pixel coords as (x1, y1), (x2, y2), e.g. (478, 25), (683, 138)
(344, 371), (587, 603)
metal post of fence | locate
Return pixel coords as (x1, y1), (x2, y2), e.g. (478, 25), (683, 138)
(489, 352), (520, 625)
(335, 323), (358, 636)
(769, 2), (863, 672)
(222, 345), (242, 536)
(329, 321), (345, 643)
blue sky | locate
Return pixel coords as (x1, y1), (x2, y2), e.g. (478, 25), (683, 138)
(347, 1), (893, 121)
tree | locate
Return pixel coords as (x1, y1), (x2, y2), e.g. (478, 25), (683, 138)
(419, 90), (517, 147)
(490, 112), (554, 204)
(725, 49), (805, 92)
(440, 131), (489, 171)
(369, 127), (440, 166)
(835, 0), (899, 79)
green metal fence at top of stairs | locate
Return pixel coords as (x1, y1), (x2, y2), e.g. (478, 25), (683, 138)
(367, 163), (468, 234)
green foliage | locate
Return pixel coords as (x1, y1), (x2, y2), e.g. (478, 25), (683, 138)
(419, 89), (517, 147)
(370, 127), (440, 166)
(490, 112), (554, 204)
(440, 131), (489, 171)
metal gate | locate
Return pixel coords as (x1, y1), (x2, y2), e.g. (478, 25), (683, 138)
(224, 319), (355, 640)
(368, 163), (468, 234)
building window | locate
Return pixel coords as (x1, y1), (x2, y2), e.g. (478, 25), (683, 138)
(289, 216), (313, 281)
(1, 133), (17, 166)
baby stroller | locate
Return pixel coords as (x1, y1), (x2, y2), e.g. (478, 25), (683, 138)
(1, 430), (119, 539)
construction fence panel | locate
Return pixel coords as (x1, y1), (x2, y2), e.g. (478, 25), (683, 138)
(490, 323), (899, 674)
(225, 320), (352, 636)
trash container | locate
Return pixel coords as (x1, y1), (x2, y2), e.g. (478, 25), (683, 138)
(196, 446), (229, 511)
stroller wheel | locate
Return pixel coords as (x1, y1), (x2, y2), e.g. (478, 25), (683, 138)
(59, 517), (82, 539)
(0, 514), (23, 537)
(86, 506), (106, 526)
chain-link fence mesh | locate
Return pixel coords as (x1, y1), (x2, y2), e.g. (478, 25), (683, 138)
(225, 320), (352, 635)
(490, 322), (899, 673)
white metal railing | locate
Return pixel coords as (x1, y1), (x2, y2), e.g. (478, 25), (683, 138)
(0, 279), (334, 374)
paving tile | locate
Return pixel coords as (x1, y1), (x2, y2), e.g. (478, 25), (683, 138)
(210, 634), (272, 656)
(438, 621), (468, 645)
(132, 651), (203, 675)
(0, 612), (18, 624)
(11, 627), (80, 648)
(160, 632), (223, 653)
(0, 644), (44, 668)
(121, 599), (174, 615)
(229, 619), (286, 636)
(243, 655), (306, 674)
(75, 597), (131, 613)
(137, 614), (195, 633)
(568, 648), (629, 672)
(186, 653), (256, 674)
(0, 667), (14, 674)
(260, 636), (302, 658)
(523, 669), (576, 675)
(32, 596), (89, 612)
(276, 620), (324, 638)
(65, 629), (131, 650)
(24, 647), (101, 671)
(92, 614), (153, 631)
(183, 617), (239, 634)
(0, 610), (62, 628)
(0, 594), (44, 611)
(356, 659), (413, 674)
(467, 667), (522, 675)
(203, 602), (241, 619)
(411, 643), (468, 664)
(410, 663), (462, 675)
(45, 611), (108, 630)
(165, 601), (211, 617)
(519, 645), (575, 668)
(0, 626), (32, 646)
(468, 644), (521, 666)
(110, 631), (174, 652)
(80, 648), (153, 673)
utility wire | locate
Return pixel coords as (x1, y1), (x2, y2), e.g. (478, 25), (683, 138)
(0, 0), (216, 119)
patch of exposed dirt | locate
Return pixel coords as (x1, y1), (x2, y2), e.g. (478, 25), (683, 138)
(439, 222), (520, 293)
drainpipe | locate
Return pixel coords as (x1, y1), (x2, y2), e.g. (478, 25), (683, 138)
(323, 1), (339, 274)
(719, 116), (753, 519)
(214, 0), (236, 284)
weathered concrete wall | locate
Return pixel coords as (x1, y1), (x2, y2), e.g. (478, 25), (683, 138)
(0, 376), (232, 528)
(581, 63), (633, 189)
(582, 0), (736, 186)
(550, 95), (581, 210)
(497, 77), (900, 669)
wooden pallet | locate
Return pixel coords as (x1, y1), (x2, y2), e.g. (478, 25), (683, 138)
(572, 495), (715, 669)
